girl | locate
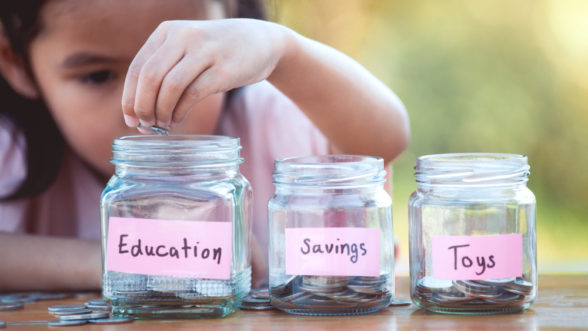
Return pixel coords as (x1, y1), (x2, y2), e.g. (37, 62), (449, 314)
(0, 0), (409, 290)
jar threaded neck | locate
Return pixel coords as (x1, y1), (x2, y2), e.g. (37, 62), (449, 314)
(414, 153), (530, 187)
(273, 155), (386, 188)
(111, 135), (242, 170)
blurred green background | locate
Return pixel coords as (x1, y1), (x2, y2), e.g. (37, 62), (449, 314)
(271, 0), (588, 274)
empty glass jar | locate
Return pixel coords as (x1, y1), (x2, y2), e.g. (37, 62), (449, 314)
(268, 155), (395, 316)
(409, 153), (537, 314)
(100, 135), (252, 318)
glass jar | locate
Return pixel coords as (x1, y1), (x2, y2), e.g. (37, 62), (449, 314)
(268, 155), (395, 316)
(100, 135), (252, 318)
(409, 153), (537, 314)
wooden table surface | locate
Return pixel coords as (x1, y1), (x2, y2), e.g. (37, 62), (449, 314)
(1, 275), (587, 330)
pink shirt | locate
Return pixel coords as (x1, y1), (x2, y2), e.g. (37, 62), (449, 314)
(0, 81), (328, 254)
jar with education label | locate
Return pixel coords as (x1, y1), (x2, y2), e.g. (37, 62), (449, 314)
(100, 135), (252, 318)
(268, 155), (395, 316)
(409, 153), (537, 314)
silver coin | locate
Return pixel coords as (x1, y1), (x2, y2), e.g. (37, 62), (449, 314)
(84, 299), (111, 310)
(419, 277), (453, 291)
(249, 289), (269, 300)
(89, 317), (134, 324)
(0, 294), (36, 304)
(242, 296), (270, 305)
(59, 312), (109, 321)
(48, 319), (88, 326)
(388, 299), (412, 307)
(34, 292), (73, 301)
(0, 302), (24, 311)
(52, 308), (93, 316)
(507, 279), (533, 293)
(138, 124), (170, 136)
(475, 277), (516, 286)
(48, 304), (86, 312)
(240, 305), (274, 310)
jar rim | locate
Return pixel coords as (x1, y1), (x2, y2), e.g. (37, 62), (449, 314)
(114, 134), (239, 149)
(276, 154), (382, 165)
(273, 154), (386, 187)
(417, 153), (527, 163)
(415, 153), (530, 187)
(111, 134), (242, 168)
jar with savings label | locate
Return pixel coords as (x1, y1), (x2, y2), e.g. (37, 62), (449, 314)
(268, 155), (395, 316)
(100, 135), (252, 318)
(409, 153), (537, 314)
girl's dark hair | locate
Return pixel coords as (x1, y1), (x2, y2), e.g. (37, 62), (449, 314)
(0, 0), (266, 200)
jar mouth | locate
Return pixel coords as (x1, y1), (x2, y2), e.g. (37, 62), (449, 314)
(273, 154), (386, 187)
(111, 135), (242, 167)
(415, 153), (530, 186)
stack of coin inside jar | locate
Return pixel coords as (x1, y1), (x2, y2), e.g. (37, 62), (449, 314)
(271, 275), (392, 314)
(413, 276), (533, 311)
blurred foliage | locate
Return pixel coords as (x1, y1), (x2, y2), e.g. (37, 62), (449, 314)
(271, 0), (588, 272)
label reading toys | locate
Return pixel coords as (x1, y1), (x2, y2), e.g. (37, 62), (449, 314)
(285, 227), (380, 277)
(432, 233), (522, 280)
(106, 217), (232, 279)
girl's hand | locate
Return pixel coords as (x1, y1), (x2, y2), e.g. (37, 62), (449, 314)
(122, 19), (287, 128)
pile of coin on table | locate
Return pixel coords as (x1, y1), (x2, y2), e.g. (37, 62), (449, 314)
(0, 292), (132, 327)
(270, 275), (395, 311)
(413, 276), (534, 309)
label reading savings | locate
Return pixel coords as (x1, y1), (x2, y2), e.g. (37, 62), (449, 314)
(106, 217), (232, 279)
(285, 227), (380, 277)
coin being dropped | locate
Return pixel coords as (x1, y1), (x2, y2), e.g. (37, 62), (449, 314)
(138, 123), (169, 136)
(89, 317), (133, 324)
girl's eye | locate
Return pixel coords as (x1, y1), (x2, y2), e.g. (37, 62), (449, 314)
(80, 70), (116, 85)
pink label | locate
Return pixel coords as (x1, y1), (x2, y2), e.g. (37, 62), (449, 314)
(432, 234), (522, 280)
(106, 217), (232, 280)
(285, 227), (380, 277)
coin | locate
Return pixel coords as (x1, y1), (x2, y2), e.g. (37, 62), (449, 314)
(59, 312), (109, 321)
(239, 304), (274, 311)
(414, 276), (534, 309)
(48, 319), (88, 326)
(271, 275), (392, 312)
(138, 124), (170, 136)
(34, 292), (73, 301)
(0, 302), (24, 311)
(84, 299), (111, 310)
(250, 289), (270, 300)
(52, 308), (93, 316)
(388, 299), (412, 307)
(89, 317), (134, 324)
(240, 293), (274, 311)
(48, 304), (86, 312)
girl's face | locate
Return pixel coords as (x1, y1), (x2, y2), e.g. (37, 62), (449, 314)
(27, 0), (225, 179)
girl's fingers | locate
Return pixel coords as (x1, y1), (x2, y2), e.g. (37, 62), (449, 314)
(155, 56), (211, 127)
(122, 24), (168, 127)
(170, 66), (218, 125)
(134, 38), (185, 126)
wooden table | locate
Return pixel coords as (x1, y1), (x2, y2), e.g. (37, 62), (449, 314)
(1, 275), (587, 330)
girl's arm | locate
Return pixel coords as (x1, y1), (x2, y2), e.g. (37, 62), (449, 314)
(122, 19), (409, 163)
(0, 233), (101, 291)
(267, 29), (409, 164)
